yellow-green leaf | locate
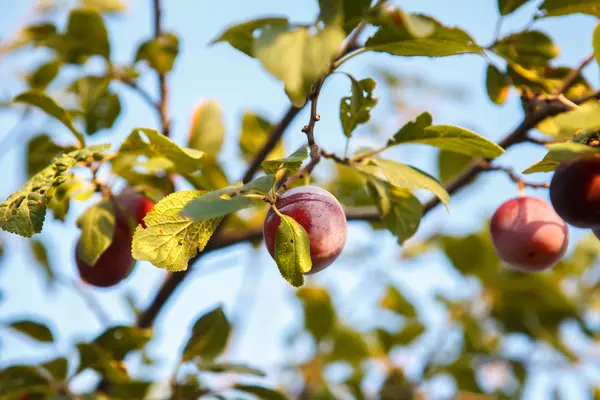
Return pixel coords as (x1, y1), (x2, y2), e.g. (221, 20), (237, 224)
(76, 200), (115, 265)
(274, 214), (312, 287)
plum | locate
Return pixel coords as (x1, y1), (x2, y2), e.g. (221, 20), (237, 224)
(549, 155), (600, 228)
(263, 186), (347, 274)
(490, 196), (568, 272)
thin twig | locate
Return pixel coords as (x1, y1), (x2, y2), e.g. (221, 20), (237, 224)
(482, 162), (549, 189)
(121, 79), (158, 111)
(553, 53), (595, 95)
(152, 0), (170, 137)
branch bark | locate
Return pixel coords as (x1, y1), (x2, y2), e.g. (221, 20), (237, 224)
(152, 0), (170, 137)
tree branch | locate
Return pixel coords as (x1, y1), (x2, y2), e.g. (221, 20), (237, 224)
(152, 0), (170, 137)
(553, 53), (594, 95)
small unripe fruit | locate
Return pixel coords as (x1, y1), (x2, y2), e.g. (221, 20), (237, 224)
(490, 196), (568, 272)
(549, 155), (600, 228)
(263, 186), (347, 274)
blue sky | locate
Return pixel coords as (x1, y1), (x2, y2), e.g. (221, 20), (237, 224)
(0, 0), (598, 398)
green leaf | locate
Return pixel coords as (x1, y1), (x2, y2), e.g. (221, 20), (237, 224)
(536, 101), (600, 138)
(13, 90), (85, 146)
(380, 286), (416, 317)
(26, 134), (71, 177)
(343, 0), (371, 33)
(211, 18), (289, 57)
(388, 116), (504, 158)
(239, 112), (284, 162)
(76, 200), (116, 265)
(441, 232), (499, 282)
(318, 0), (343, 26)
(379, 370), (414, 400)
(116, 128), (205, 175)
(538, 0), (600, 17)
(296, 286), (336, 341)
(0, 365), (52, 397)
(0, 145), (110, 237)
(274, 214), (312, 287)
(76, 343), (130, 383)
(0, 22), (58, 54)
(437, 149), (475, 184)
(65, 8), (110, 59)
(365, 15), (483, 57)
(27, 59), (61, 89)
(523, 142), (600, 174)
(370, 159), (450, 206)
(135, 33), (179, 74)
(370, 8), (436, 38)
(594, 24), (600, 67)
(182, 306), (231, 362)
(194, 362), (265, 376)
(42, 357), (68, 380)
(340, 76), (378, 138)
(181, 193), (256, 221)
(107, 381), (153, 399)
(254, 25), (344, 107)
(187, 101), (225, 160)
(365, 176), (391, 216)
(69, 76), (121, 135)
(498, 0), (532, 15)
(394, 320), (425, 345)
(233, 385), (289, 400)
(486, 64), (510, 105)
(493, 31), (558, 68)
(328, 326), (369, 365)
(9, 320), (54, 342)
(94, 325), (153, 360)
(81, 0), (128, 13)
(261, 146), (308, 174)
(132, 190), (222, 271)
(30, 239), (56, 286)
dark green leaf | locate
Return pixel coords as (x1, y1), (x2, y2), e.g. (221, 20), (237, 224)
(30, 239), (56, 286)
(370, 8), (436, 38)
(493, 31), (558, 68)
(377, 185), (422, 245)
(394, 320), (425, 345)
(27, 59), (61, 89)
(254, 25), (344, 107)
(107, 381), (153, 399)
(76, 342), (130, 383)
(135, 33), (179, 74)
(327, 326), (369, 365)
(441, 356), (479, 392)
(211, 18), (289, 57)
(437, 149), (475, 184)
(233, 384), (289, 400)
(380, 286), (416, 317)
(65, 8), (110, 59)
(187, 101), (225, 160)
(180, 193), (256, 221)
(365, 15), (483, 57)
(93, 325), (153, 360)
(195, 361), (266, 376)
(274, 214), (312, 287)
(387, 111), (433, 144)
(13, 90), (85, 146)
(296, 286), (336, 341)
(378, 370), (414, 400)
(522, 141), (600, 174)
(441, 233), (499, 282)
(9, 320), (54, 342)
(318, 0), (343, 26)
(182, 306), (231, 362)
(538, 0), (600, 17)
(69, 75), (121, 135)
(76, 200), (116, 265)
(26, 134), (71, 177)
(42, 357), (68, 380)
(340, 76), (378, 138)
(343, 0), (371, 33)
(486, 64), (510, 105)
(0, 365), (52, 397)
(261, 146), (308, 174)
(498, 0), (532, 15)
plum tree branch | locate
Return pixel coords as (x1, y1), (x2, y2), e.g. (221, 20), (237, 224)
(482, 162), (549, 189)
(553, 53), (594, 95)
(152, 0), (171, 137)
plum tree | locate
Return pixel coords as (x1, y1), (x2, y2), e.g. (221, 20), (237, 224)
(75, 189), (155, 287)
(490, 196), (569, 272)
(549, 155), (600, 228)
(263, 186), (347, 274)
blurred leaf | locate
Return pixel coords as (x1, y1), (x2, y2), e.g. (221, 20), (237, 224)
(212, 18), (289, 57)
(328, 163), (373, 207)
(381, 286), (416, 317)
(370, 8), (436, 38)
(233, 384), (288, 400)
(378, 369), (413, 400)
(327, 326), (369, 365)
(536, 102), (600, 138)
(369, 158), (449, 206)
(594, 23), (600, 67)
(76, 342), (130, 383)
(485, 64), (510, 105)
(26, 134), (72, 177)
(274, 215), (312, 287)
(0, 365), (52, 397)
(262, 146), (308, 174)
(254, 25), (344, 107)
(394, 320), (425, 345)
(30, 239), (56, 286)
(318, 0), (343, 26)
(344, 371), (367, 400)
(171, 374), (209, 399)
(498, 0), (532, 15)
(240, 112), (284, 162)
(365, 15), (483, 57)
(187, 101), (225, 160)
(9, 320), (54, 342)
(195, 361), (265, 376)
(135, 33), (179, 74)
(538, 0), (600, 17)
(13, 90), (85, 146)
(441, 356), (479, 392)
(377, 185), (422, 245)
(340, 76), (378, 137)
(106, 381), (152, 399)
(523, 141), (600, 174)
(27, 59), (61, 89)
(493, 31), (558, 68)
(437, 149), (475, 184)
(343, 0), (371, 33)
(132, 190), (222, 271)
(81, 0), (128, 13)
(297, 286), (336, 341)
(94, 325), (153, 360)
(76, 200), (115, 265)
(65, 8), (110, 59)
(0, 22), (57, 54)
(441, 232), (499, 282)
(182, 305), (231, 362)
(41, 357), (68, 380)
(388, 113), (504, 158)
(69, 76), (121, 135)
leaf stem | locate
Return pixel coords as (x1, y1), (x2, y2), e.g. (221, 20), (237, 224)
(332, 47), (368, 69)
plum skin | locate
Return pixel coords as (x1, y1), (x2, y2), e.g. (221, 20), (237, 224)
(549, 155), (600, 228)
(490, 196), (568, 272)
(263, 186), (347, 274)
(75, 189), (155, 288)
